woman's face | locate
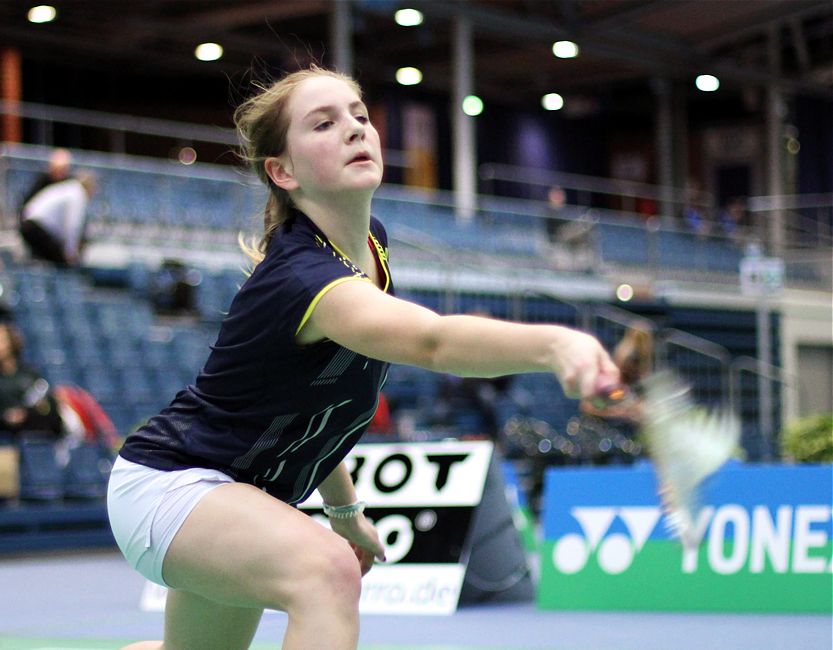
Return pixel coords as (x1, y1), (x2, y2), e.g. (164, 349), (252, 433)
(278, 75), (383, 200)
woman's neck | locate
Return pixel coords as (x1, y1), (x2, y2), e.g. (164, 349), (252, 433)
(294, 193), (372, 262)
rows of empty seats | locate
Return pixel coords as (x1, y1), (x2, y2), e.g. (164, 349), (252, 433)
(593, 217), (745, 273)
(1, 258), (780, 462)
(2, 147), (762, 277)
(0, 262), (594, 444)
(6, 266), (216, 434)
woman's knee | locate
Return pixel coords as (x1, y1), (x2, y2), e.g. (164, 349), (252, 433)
(309, 539), (362, 599)
(287, 538), (362, 610)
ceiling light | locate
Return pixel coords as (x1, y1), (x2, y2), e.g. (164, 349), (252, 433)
(542, 93), (564, 111)
(616, 284), (634, 302)
(395, 67), (423, 86)
(695, 74), (720, 92)
(195, 43), (223, 62)
(552, 40), (579, 59)
(462, 95), (484, 116)
(178, 147), (197, 165)
(394, 8), (423, 27)
(27, 5), (56, 23)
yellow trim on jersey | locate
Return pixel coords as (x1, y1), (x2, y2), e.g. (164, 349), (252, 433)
(322, 229), (391, 294)
(368, 231), (391, 292)
(327, 238), (350, 260)
(295, 275), (373, 336)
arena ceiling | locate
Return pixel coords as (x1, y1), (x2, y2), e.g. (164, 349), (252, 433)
(1, 0), (832, 115)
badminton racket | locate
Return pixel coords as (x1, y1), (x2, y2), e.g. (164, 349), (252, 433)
(594, 371), (740, 545)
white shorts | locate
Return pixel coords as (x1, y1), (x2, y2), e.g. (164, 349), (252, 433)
(107, 456), (234, 587)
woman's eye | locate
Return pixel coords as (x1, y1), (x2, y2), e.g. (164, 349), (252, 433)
(315, 121), (333, 131)
(355, 115), (369, 124)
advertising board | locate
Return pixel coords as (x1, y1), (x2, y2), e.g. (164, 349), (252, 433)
(539, 463), (832, 612)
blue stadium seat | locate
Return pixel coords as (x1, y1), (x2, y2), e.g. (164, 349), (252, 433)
(63, 443), (111, 500)
(18, 435), (64, 501)
(80, 366), (121, 403)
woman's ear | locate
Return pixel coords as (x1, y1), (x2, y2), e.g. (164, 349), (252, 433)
(265, 157), (298, 192)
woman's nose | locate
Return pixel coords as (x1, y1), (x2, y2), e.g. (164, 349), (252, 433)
(346, 119), (365, 142)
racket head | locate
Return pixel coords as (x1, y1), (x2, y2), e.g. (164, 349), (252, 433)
(639, 372), (740, 544)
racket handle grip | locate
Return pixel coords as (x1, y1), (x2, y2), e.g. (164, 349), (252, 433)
(588, 383), (634, 409)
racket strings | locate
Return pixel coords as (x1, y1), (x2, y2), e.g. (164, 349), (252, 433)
(641, 373), (740, 544)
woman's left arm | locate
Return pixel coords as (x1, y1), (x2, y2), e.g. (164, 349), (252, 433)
(317, 461), (359, 507)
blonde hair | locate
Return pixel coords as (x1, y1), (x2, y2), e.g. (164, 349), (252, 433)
(235, 65), (363, 264)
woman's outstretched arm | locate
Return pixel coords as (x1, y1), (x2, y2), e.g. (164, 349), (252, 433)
(302, 279), (619, 399)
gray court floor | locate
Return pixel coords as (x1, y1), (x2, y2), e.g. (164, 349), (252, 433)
(0, 550), (830, 650)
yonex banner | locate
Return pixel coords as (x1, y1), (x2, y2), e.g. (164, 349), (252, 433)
(538, 463), (832, 613)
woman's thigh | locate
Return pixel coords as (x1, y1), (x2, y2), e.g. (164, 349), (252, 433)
(161, 481), (355, 612)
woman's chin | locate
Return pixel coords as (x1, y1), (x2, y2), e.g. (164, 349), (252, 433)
(347, 175), (383, 193)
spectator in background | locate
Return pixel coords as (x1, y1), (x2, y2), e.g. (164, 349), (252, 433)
(572, 323), (653, 467)
(612, 323), (654, 386)
(716, 196), (747, 243)
(581, 322), (653, 422)
(635, 196), (657, 220)
(0, 321), (63, 438)
(19, 171), (96, 267)
(545, 185), (568, 243)
(682, 180), (710, 238)
(433, 310), (515, 446)
(53, 384), (119, 451)
(682, 202), (709, 238)
(545, 185), (595, 271)
(149, 259), (200, 318)
(365, 392), (394, 437)
(19, 148), (73, 209)
(437, 373), (513, 441)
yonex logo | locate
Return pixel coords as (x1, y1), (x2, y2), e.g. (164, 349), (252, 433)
(553, 507), (662, 574)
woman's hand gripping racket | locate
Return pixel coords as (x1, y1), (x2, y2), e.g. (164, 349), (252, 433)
(592, 372), (740, 545)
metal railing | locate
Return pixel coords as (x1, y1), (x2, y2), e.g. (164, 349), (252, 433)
(533, 294), (736, 408)
(480, 161), (833, 259)
(2, 117), (830, 291)
(655, 328), (732, 404)
(479, 161), (704, 217)
(747, 192), (833, 247)
(587, 303), (655, 360)
(0, 99), (238, 150)
(729, 356), (796, 461)
(3, 98), (830, 248)
(0, 99), (410, 169)
(565, 302), (793, 461)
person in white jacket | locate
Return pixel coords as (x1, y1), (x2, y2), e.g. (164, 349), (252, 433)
(20, 171), (96, 267)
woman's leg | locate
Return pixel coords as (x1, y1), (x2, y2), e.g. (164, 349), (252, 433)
(163, 589), (263, 650)
(118, 590), (263, 650)
(159, 482), (363, 650)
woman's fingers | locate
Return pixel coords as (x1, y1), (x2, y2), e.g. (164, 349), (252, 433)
(554, 329), (620, 401)
(333, 516), (387, 573)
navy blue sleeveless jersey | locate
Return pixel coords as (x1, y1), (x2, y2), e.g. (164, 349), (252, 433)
(119, 210), (394, 505)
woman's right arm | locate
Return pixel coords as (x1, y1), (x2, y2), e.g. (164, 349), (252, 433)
(302, 279), (619, 399)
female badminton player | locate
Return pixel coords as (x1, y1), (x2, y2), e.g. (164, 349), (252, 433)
(107, 66), (620, 650)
